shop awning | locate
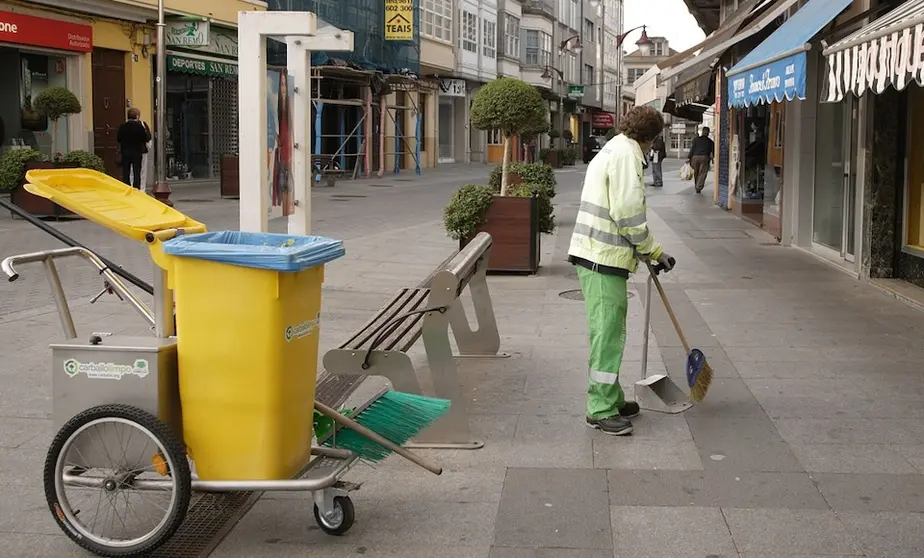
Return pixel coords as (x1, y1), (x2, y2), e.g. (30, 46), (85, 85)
(166, 52), (238, 78)
(726, 0), (853, 108)
(663, 57), (716, 122)
(822, 0), (924, 103)
(660, 0), (802, 81)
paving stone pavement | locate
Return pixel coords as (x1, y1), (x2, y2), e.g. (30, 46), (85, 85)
(3, 160), (924, 557)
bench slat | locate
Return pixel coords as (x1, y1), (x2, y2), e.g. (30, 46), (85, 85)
(315, 373), (363, 409)
(339, 288), (431, 352)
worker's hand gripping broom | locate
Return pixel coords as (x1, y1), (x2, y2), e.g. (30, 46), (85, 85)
(644, 260), (713, 402)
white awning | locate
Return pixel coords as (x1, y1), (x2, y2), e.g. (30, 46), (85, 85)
(822, 0), (924, 102)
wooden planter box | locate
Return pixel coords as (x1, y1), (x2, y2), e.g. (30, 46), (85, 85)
(10, 161), (80, 219)
(546, 149), (562, 168)
(463, 195), (540, 274)
(220, 155), (239, 199)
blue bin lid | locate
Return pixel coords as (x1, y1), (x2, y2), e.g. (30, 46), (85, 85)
(162, 231), (346, 272)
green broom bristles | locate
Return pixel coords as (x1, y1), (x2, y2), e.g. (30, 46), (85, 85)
(689, 362), (713, 402)
(322, 391), (451, 462)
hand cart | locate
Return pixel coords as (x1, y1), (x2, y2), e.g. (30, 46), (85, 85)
(2, 169), (441, 557)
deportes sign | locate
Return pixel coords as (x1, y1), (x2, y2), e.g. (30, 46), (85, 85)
(0, 10), (92, 53)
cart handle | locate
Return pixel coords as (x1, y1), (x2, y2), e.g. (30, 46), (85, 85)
(2, 247), (155, 336)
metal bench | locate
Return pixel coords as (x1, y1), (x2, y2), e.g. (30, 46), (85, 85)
(313, 157), (346, 187)
(319, 232), (505, 450)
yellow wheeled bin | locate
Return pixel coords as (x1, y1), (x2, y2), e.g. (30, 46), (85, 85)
(154, 231), (345, 481)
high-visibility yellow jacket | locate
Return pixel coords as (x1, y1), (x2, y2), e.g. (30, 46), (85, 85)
(568, 133), (663, 273)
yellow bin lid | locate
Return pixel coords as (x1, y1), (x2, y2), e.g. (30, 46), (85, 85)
(25, 169), (206, 243)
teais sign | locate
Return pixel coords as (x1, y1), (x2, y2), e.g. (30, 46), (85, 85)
(0, 10), (92, 53)
(385, 0), (413, 41)
(439, 79), (466, 97)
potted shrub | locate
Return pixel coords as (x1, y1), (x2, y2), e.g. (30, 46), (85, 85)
(8, 87), (89, 218)
(444, 78), (550, 273)
(546, 129), (562, 168)
(34, 86), (82, 158)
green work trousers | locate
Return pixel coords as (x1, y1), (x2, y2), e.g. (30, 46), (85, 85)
(576, 266), (628, 420)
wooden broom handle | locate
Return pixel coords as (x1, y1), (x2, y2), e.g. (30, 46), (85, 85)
(314, 400), (443, 476)
(645, 260), (692, 354)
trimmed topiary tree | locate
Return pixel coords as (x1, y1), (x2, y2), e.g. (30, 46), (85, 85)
(33, 86), (82, 158)
(469, 78), (548, 196)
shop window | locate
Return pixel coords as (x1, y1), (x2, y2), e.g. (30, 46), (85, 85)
(17, 53), (69, 158)
(907, 88), (924, 250)
(487, 129), (502, 145)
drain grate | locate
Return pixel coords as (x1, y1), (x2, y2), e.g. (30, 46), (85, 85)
(149, 491), (262, 557)
(559, 289), (634, 301)
(368, 184), (393, 188)
(330, 194), (368, 198)
(175, 199), (215, 203)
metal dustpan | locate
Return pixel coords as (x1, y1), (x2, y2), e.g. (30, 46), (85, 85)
(635, 267), (693, 414)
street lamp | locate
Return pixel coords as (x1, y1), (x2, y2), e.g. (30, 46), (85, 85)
(560, 35), (583, 55)
(541, 65), (566, 148)
(153, 0), (171, 205)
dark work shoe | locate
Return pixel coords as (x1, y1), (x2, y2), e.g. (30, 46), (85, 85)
(619, 401), (641, 418)
(586, 415), (633, 436)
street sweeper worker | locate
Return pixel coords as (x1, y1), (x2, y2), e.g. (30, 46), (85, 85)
(568, 105), (674, 436)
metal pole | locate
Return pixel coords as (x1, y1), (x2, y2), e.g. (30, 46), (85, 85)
(153, 0), (172, 205)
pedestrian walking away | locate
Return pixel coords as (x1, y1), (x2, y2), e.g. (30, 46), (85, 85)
(649, 133), (667, 187)
(116, 107), (152, 189)
(567, 105), (676, 436)
(687, 126), (714, 193)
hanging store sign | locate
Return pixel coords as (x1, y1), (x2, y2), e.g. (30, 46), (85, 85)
(0, 10), (92, 52)
(384, 0), (414, 41)
(166, 19), (210, 47)
(592, 112), (614, 128)
(439, 79), (466, 97)
(568, 85), (585, 99)
(824, 23), (924, 103)
(728, 52), (805, 108)
(167, 54), (237, 78)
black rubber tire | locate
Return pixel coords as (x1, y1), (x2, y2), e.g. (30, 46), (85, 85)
(43, 404), (191, 557)
(313, 496), (355, 536)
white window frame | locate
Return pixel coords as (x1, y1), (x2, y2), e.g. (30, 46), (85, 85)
(583, 63), (593, 87)
(504, 14), (519, 59)
(461, 10), (478, 52)
(523, 28), (551, 66)
(482, 18), (496, 59)
(421, 0), (452, 42)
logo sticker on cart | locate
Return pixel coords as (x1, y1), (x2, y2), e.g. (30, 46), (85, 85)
(63, 358), (150, 380)
(285, 315), (320, 342)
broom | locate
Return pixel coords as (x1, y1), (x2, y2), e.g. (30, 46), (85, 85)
(315, 390), (450, 475)
(644, 260), (713, 402)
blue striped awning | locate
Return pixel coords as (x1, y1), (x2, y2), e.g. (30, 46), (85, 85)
(726, 0), (853, 108)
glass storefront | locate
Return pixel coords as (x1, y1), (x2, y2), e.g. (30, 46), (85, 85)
(0, 47), (70, 159)
(166, 74), (209, 180)
(812, 92), (857, 260)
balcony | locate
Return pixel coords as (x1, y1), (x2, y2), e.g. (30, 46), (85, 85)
(522, 0), (555, 19)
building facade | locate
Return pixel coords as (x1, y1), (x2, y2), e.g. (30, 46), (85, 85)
(2, 0), (262, 185)
(663, 0), (924, 298)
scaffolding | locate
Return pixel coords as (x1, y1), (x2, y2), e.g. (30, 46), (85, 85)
(266, 0), (429, 179)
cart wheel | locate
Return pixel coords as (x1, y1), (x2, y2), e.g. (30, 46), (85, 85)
(44, 404), (191, 557)
(313, 496), (355, 536)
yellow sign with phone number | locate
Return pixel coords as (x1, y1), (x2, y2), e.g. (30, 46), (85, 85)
(384, 0), (413, 41)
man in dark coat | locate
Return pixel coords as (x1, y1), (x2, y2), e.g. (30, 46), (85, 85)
(116, 107), (152, 189)
(650, 133), (667, 187)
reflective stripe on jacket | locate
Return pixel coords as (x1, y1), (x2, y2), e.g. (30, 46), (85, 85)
(568, 133), (663, 273)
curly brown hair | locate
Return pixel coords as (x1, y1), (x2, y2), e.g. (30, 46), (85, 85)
(617, 106), (664, 144)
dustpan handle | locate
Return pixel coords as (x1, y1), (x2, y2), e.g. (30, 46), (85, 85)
(644, 260), (692, 355)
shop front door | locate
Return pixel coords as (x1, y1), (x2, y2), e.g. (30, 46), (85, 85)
(812, 95), (858, 263)
(91, 48), (126, 178)
(438, 99), (454, 163)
